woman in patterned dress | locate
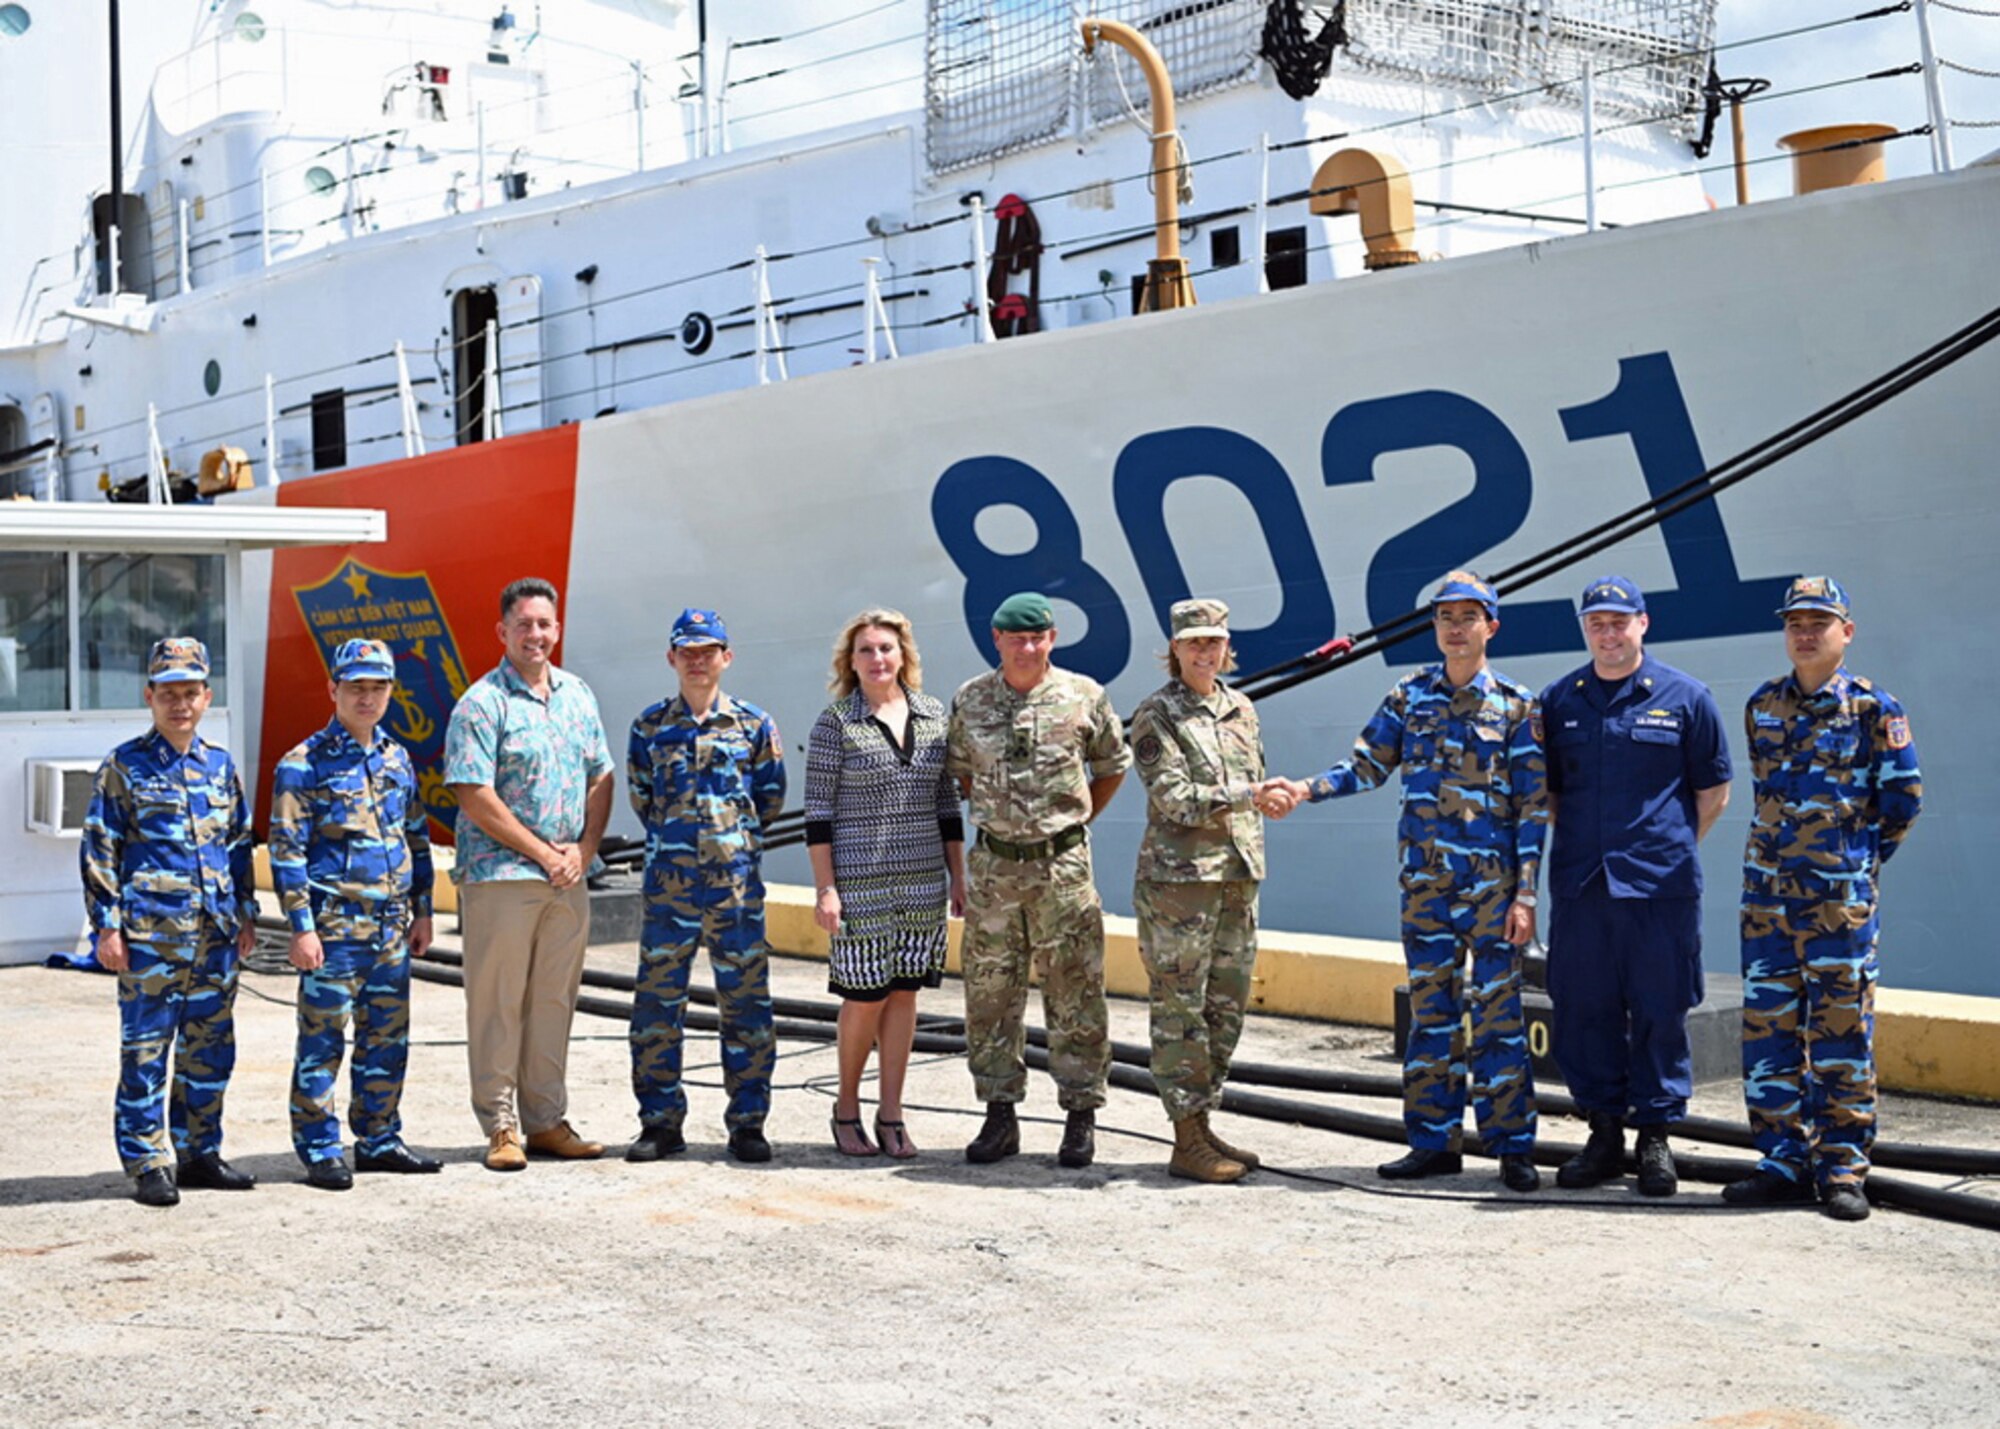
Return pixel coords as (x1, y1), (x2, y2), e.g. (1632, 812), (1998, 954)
(806, 609), (966, 1158)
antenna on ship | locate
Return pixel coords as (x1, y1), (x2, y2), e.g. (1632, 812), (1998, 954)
(105, 0), (123, 295)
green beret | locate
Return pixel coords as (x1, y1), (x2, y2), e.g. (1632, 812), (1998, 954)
(991, 591), (1055, 632)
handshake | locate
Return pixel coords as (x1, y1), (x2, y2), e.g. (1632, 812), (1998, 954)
(1252, 777), (1312, 820)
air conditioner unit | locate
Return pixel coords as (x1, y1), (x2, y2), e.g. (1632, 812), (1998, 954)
(25, 758), (103, 838)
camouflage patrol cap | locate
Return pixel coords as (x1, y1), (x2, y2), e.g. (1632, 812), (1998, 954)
(1169, 599), (1230, 640)
(1775, 575), (1850, 619)
(331, 638), (397, 682)
(1579, 575), (1646, 615)
(991, 592), (1055, 632)
(1430, 571), (1498, 619)
(147, 636), (210, 684)
(671, 608), (729, 647)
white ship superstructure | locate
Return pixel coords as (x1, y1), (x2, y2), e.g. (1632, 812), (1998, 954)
(4, 0), (1998, 1000)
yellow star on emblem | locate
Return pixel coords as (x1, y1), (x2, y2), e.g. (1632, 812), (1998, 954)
(342, 564), (372, 600)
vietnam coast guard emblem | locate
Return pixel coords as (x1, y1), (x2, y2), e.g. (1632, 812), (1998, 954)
(292, 556), (471, 831)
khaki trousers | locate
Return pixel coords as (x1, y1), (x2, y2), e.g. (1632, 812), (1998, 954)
(459, 879), (591, 1137)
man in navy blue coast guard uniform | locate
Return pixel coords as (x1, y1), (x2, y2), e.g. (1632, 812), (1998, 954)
(81, 637), (260, 1208)
(1540, 576), (1732, 1197)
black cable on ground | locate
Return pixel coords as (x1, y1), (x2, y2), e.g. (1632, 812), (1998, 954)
(401, 957), (2000, 1227)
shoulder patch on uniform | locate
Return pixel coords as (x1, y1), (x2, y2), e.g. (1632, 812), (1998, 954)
(1529, 712), (1543, 743)
(1135, 733), (1162, 765)
(1886, 715), (1911, 750)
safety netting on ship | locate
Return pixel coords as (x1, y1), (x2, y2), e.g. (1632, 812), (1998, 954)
(926, 0), (1267, 174)
(924, 0), (1718, 173)
(1339, 0), (1716, 128)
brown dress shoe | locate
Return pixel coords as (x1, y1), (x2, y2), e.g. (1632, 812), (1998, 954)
(524, 1120), (605, 1160)
(485, 1127), (528, 1172)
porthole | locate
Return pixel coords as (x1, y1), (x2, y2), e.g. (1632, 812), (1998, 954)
(0, 6), (31, 37)
(203, 360), (222, 397)
(305, 165), (338, 196)
(234, 11), (265, 42)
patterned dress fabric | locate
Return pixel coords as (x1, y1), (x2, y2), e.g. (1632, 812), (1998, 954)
(804, 686), (962, 997)
(442, 660), (613, 884)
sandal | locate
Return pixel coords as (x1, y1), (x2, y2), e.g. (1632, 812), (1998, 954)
(831, 1114), (878, 1157)
(875, 1117), (918, 1160)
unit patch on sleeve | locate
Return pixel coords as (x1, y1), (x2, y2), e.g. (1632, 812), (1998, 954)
(1886, 716), (1911, 750)
(1135, 733), (1163, 765)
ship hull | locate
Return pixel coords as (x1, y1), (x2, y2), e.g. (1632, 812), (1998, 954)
(256, 165), (2000, 996)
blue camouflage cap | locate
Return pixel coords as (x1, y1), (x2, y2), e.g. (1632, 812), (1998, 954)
(1430, 570), (1498, 619)
(671, 607), (728, 647)
(1578, 575), (1646, 615)
(1775, 575), (1850, 619)
(147, 636), (210, 684)
(331, 637), (397, 682)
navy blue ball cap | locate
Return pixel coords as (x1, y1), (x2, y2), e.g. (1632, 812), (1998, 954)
(671, 608), (728, 648)
(1430, 571), (1498, 618)
(1578, 576), (1646, 615)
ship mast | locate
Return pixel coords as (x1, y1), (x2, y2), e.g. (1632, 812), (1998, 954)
(106, 0), (122, 294)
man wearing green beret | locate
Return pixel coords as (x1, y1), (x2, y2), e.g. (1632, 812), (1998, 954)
(946, 592), (1130, 1167)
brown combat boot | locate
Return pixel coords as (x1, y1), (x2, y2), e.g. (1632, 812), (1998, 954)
(1169, 1118), (1246, 1184)
(1197, 1110), (1260, 1170)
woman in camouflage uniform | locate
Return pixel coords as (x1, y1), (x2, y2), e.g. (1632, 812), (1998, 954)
(1129, 599), (1288, 1182)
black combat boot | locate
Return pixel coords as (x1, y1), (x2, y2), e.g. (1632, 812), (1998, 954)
(1556, 1112), (1626, 1189)
(1057, 1109), (1096, 1168)
(1634, 1125), (1678, 1197)
(965, 1101), (1020, 1164)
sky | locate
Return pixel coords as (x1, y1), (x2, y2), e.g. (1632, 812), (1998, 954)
(3, 0), (1996, 326)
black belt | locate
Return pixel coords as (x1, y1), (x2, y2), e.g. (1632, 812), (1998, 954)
(978, 825), (1088, 861)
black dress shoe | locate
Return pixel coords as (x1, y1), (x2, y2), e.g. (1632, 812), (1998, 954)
(1498, 1154), (1541, 1192)
(133, 1167), (179, 1208)
(965, 1102), (1020, 1164)
(305, 1157), (354, 1192)
(1557, 1112), (1626, 1189)
(1635, 1126), (1678, 1197)
(1057, 1109), (1096, 1169)
(1822, 1182), (1872, 1222)
(1722, 1168), (1814, 1206)
(177, 1154), (256, 1191)
(625, 1124), (687, 1163)
(355, 1143), (443, 1175)
(728, 1127), (773, 1163)
(1377, 1147), (1463, 1180)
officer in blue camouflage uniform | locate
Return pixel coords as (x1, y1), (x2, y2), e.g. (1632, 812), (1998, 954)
(1724, 577), (1921, 1223)
(81, 637), (260, 1208)
(1275, 573), (1547, 1191)
(625, 609), (788, 1164)
(270, 638), (439, 1191)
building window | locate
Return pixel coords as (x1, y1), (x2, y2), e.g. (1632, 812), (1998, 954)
(1266, 226), (1308, 291)
(79, 553), (226, 709)
(0, 552), (66, 712)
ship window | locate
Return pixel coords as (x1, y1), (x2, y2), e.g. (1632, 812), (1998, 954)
(1265, 226), (1308, 291)
(451, 285), (500, 445)
(1210, 227), (1240, 269)
(79, 554), (228, 710)
(304, 166), (338, 196)
(233, 11), (266, 42)
(202, 360), (222, 397)
(1129, 274), (1146, 315)
(0, 6), (31, 38)
(311, 389), (347, 471)
(0, 553), (66, 714)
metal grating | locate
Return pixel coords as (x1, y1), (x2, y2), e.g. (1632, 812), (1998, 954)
(1340, 0), (1718, 125)
(925, 1), (1719, 173)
